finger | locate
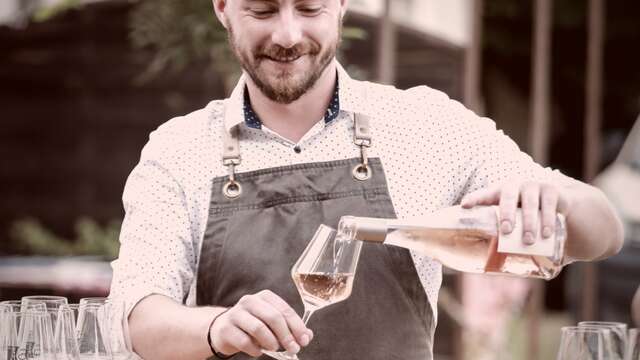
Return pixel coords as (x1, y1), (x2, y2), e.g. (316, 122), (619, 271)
(259, 290), (311, 346)
(461, 187), (500, 209)
(214, 322), (263, 358)
(230, 308), (281, 352)
(540, 184), (559, 238)
(498, 182), (520, 234)
(520, 182), (540, 245)
(244, 295), (303, 352)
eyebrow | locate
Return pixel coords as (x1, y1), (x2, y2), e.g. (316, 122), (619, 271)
(245, 0), (323, 4)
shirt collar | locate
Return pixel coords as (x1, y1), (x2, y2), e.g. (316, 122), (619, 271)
(243, 79), (340, 130)
(223, 60), (370, 134)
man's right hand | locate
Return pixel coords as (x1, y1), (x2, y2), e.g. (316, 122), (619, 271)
(209, 290), (313, 357)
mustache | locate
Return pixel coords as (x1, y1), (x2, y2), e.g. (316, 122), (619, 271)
(257, 42), (320, 61)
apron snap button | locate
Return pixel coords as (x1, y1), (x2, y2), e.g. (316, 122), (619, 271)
(293, 146), (302, 154)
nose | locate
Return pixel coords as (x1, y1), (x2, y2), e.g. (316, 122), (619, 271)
(271, 9), (303, 48)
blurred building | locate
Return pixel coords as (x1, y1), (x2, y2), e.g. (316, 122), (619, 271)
(0, 0), (465, 248)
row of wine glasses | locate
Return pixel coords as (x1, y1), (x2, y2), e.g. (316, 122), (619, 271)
(0, 296), (133, 360)
(557, 321), (639, 360)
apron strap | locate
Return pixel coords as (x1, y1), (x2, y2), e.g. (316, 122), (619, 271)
(353, 113), (372, 181)
(221, 111), (374, 197)
(222, 120), (242, 199)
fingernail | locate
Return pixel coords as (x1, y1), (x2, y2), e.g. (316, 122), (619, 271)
(307, 329), (314, 341)
(287, 341), (300, 354)
(500, 220), (513, 234)
(299, 334), (310, 347)
(523, 232), (535, 245)
(542, 226), (552, 238)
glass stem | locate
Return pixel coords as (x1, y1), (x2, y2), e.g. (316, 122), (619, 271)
(301, 308), (316, 325)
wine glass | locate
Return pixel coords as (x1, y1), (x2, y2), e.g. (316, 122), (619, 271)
(627, 329), (639, 360)
(262, 224), (363, 360)
(22, 296), (68, 332)
(579, 321), (628, 359)
(101, 299), (134, 360)
(17, 307), (56, 360)
(79, 298), (108, 306)
(557, 326), (617, 360)
(76, 303), (111, 359)
(1, 302), (47, 360)
(77, 297), (133, 359)
(0, 310), (22, 360)
(53, 305), (79, 360)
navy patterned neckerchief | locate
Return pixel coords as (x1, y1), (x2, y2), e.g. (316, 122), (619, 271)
(243, 76), (341, 130)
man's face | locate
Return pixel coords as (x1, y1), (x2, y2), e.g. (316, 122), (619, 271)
(222, 0), (344, 104)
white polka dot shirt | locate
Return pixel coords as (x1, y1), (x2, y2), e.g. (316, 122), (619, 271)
(110, 61), (572, 322)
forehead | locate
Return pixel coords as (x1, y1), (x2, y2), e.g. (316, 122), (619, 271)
(238, 0), (330, 5)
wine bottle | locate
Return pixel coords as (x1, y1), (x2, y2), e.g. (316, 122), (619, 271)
(337, 206), (568, 280)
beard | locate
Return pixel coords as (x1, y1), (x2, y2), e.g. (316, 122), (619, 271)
(227, 23), (340, 104)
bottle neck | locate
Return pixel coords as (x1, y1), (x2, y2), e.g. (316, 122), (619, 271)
(337, 216), (389, 243)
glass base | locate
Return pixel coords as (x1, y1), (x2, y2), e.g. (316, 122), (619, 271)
(262, 350), (299, 360)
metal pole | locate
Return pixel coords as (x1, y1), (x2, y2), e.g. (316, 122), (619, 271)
(582, 0), (605, 322)
(376, 0), (396, 85)
(528, 1), (552, 359)
(530, 0), (552, 165)
(460, 2), (484, 360)
(464, 0), (484, 114)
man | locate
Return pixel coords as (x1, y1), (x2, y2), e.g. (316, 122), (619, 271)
(109, 1), (624, 359)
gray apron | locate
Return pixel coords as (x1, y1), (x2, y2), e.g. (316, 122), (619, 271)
(197, 111), (433, 360)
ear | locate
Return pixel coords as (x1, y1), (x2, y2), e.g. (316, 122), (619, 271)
(212, 0), (229, 29)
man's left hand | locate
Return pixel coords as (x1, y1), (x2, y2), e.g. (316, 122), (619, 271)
(460, 181), (572, 245)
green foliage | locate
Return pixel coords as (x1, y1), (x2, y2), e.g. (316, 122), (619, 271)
(129, 0), (235, 85)
(32, 0), (367, 89)
(11, 218), (121, 260)
(128, 0), (367, 88)
(33, 0), (83, 22)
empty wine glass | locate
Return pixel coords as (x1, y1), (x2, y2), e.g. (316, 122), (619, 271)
(53, 305), (79, 360)
(17, 307), (56, 360)
(66, 304), (80, 326)
(1, 302), (47, 360)
(101, 299), (134, 360)
(262, 224), (363, 360)
(557, 326), (617, 360)
(627, 329), (639, 360)
(21, 296), (68, 310)
(22, 296), (68, 331)
(79, 298), (108, 306)
(579, 321), (628, 359)
(76, 303), (111, 359)
(1, 308), (22, 360)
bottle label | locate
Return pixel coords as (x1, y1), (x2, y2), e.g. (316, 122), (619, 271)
(497, 210), (556, 257)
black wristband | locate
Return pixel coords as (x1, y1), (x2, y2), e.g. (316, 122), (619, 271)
(207, 308), (233, 359)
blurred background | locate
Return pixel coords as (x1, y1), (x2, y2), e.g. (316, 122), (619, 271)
(1, 0), (639, 359)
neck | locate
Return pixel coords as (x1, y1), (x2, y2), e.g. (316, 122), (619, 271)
(245, 60), (337, 143)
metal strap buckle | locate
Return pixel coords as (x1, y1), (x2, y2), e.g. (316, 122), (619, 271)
(222, 163), (242, 198)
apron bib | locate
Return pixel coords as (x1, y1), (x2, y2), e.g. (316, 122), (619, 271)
(197, 111), (433, 360)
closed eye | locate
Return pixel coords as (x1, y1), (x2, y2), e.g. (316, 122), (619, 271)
(298, 7), (322, 16)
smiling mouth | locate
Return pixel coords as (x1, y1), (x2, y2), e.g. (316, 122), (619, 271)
(265, 55), (303, 63)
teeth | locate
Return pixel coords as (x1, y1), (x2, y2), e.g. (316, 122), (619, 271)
(272, 56), (300, 62)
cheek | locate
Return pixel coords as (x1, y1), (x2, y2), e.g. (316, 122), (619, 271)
(234, 21), (273, 48)
(306, 18), (340, 44)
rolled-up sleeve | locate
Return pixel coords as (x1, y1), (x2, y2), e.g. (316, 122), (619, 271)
(110, 131), (197, 317)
